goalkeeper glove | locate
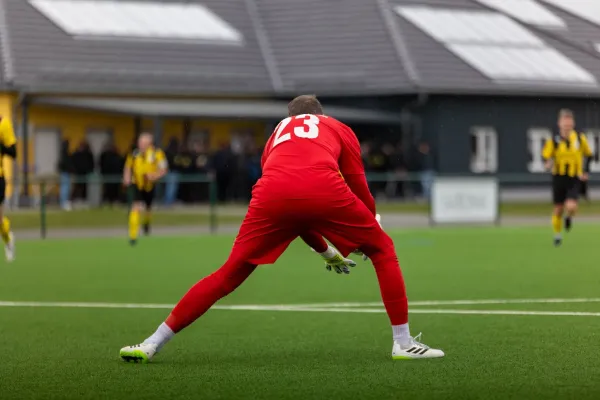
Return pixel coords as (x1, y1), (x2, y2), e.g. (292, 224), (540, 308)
(312, 246), (357, 274)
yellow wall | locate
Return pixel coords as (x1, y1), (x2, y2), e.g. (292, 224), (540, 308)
(27, 105), (265, 161)
(0, 94), (266, 184)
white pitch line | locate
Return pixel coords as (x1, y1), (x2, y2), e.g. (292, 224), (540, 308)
(0, 301), (175, 309)
(1, 301), (600, 317)
(410, 309), (600, 317)
(292, 298), (600, 308)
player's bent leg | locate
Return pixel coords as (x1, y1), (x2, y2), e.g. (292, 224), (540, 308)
(362, 232), (444, 360)
(552, 204), (564, 246)
(143, 211), (152, 236)
(564, 199), (578, 233)
(120, 256), (257, 363)
(143, 193), (154, 236)
(0, 207), (14, 262)
(128, 202), (144, 245)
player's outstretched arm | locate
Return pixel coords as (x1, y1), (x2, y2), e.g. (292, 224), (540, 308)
(0, 117), (17, 158)
(301, 231), (328, 253)
(581, 134), (593, 179)
(338, 125), (376, 215)
(123, 155), (133, 186)
(542, 138), (555, 170)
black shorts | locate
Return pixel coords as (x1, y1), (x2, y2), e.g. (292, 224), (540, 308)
(552, 175), (580, 205)
(132, 186), (155, 208)
(0, 177), (5, 204)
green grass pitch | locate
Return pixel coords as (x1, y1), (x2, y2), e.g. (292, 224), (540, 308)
(0, 226), (599, 399)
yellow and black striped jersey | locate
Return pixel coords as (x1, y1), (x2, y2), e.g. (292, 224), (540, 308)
(542, 131), (593, 177)
(125, 147), (167, 191)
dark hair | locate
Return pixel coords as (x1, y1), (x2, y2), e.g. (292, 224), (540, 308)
(288, 94), (323, 116)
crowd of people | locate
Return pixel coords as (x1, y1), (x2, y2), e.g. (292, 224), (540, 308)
(56, 137), (263, 209)
(55, 136), (436, 209)
(361, 140), (436, 200)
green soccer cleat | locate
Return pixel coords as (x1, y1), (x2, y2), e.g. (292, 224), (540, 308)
(120, 343), (157, 364)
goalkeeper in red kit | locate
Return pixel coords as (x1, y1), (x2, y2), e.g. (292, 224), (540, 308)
(120, 95), (444, 362)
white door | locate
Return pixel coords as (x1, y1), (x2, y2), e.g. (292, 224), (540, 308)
(34, 129), (60, 176)
(86, 130), (111, 170)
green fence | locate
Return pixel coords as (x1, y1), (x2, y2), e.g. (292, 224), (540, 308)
(7, 173), (600, 238)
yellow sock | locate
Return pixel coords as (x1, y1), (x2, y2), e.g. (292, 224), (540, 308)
(129, 210), (140, 241)
(143, 213), (152, 226)
(0, 217), (11, 243)
(551, 214), (562, 235)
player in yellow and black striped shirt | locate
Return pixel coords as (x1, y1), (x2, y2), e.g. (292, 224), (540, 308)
(0, 117), (16, 261)
(123, 133), (168, 246)
(542, 109), (593, 247)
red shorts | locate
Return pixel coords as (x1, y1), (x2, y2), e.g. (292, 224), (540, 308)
(230, 193), (386, 265)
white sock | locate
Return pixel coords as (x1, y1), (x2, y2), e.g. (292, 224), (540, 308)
(392, 323), (411, 346)
(319, 245), (337, 259)
(143, 322), (174, 351)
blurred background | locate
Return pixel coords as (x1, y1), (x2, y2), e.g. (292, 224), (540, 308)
(1, 0), (600, 237)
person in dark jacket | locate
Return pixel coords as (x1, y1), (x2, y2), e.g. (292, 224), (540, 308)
(71, 141), (95, 203)
(99, 141), (124, 206)
(57, 140), (73, 210)
(212, 142), (234, 202)
(411, 140), (436, 200)
(164, 138), (180, 207)
(189, 141), (211, 203)
(174, 144), (194, 203)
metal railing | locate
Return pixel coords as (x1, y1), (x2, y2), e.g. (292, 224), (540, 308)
(4, 173), (599, 238)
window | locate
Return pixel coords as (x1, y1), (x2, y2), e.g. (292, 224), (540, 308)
(396, 6), (596, 84)
(476, 0), (566, 29)
(30, 0), (243, 44)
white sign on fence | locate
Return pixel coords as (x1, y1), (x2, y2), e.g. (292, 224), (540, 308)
(431, 177), (499, 224)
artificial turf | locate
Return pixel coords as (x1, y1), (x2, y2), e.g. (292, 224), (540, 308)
(0, 226), (599, 399)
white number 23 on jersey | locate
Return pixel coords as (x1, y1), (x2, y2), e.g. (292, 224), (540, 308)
(272, 114), (320, 148)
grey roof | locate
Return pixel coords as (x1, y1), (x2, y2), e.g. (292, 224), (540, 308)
(255, 0), (414, 94)
(0, 0), (599, 96)
(4, 0), (273, 94)
(31, 96), (405, 124)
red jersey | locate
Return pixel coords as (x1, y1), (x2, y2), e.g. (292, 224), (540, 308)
(254, 114), (375, 214)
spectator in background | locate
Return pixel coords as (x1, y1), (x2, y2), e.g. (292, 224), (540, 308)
(366, 143), (392, 198)
(58, 139), (73, 211)
(389, 142), (407, 199)
(412, 140), (436, 200)
(174, 143), (193, 203)
(212, 142), (234, 202)
(71, 141), (95, 205)
(190, 141), (211, 203)
(99, 141), (124, 206)
(246, 144), (262, 200)
(164, 138), (180, 207)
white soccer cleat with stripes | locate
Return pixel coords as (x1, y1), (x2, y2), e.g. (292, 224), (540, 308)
(392, 333), (445, 360)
